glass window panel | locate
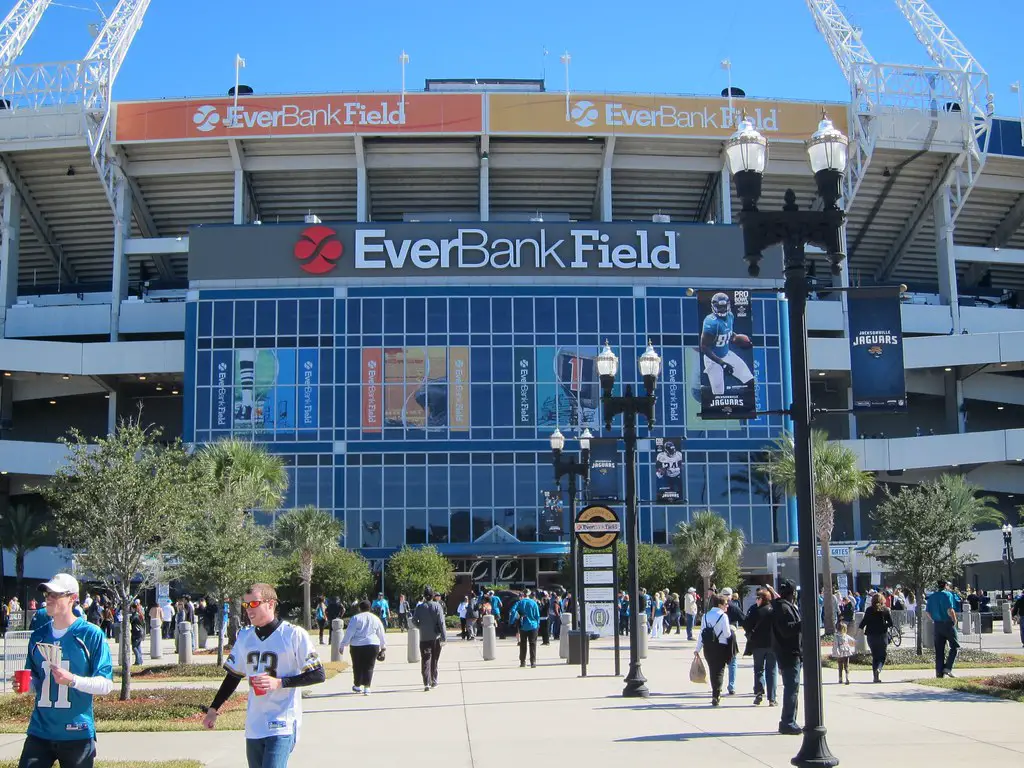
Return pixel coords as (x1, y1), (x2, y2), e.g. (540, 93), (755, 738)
(556, 298), (577, 333)
(516, 508), (538, 542)
(471, 465), (492, 506)
(382, 511), (404, 548)
(198, 301), (213, 336)
(515, 464), (535, 508)
(361, 467), (383, 507)
(450, 298), (469, 332)
(578, 298), (598, 332)
(296, 467), (318, 507)
(470, 298), (490, 332)
(405, 466), (426, 507)
(450, 466), (471, 506)
(213, 301), (233, 336)
(492, 348), (513, 381)
(406, 509), (427, 545)
(472, 509), (493, 539)
(277, 300), (298, 336)
(428, 468), (449, 508)
(492, 298), (512, 333)
(731, 466), (751, 505)
(347, 300), (362, 334)
(363, 299), (383, 334)
(471, 384), (491, 426)
(731, 509), (752, 544)
(427, 298), (447, 333)
(652, 508), (667, 545)
(428, 509), (449, 544)
(708, 464), (730, 505)
(383, 469), (404, 507)
(751, 505), (773, 544)
(234, 301), (255, 337)
(495, 507), (516, 536)
(298, 300), (319, 335)
(536, 297), (555, 332)
(450, 509), (470, 543)
(512, 298), (533, 331)
(687, 463), (708, 507)
(361, 510), (383, 547)
(493, 465), (515, 507)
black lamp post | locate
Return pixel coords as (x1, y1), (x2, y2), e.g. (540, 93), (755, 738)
(1003, 524), (1016, 596)
(550, 426), (592, 629)
(596, 340), (661, 698)
(725, 114), (849, 768)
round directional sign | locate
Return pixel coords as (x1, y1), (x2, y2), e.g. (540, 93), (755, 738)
(574, 504), (621, 549)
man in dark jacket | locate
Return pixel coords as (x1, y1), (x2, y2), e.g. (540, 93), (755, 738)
(743, 587), (777, 706)
(1012, 591), (1024, 648)
(325, 597), (344, 647)
(413, 587), (447, 691)
(770, 580), (802, 735)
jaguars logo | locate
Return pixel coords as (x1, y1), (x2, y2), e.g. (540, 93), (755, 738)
(868, 345), (883, 359)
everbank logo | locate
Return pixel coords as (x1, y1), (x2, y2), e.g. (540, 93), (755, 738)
(294, 226), (343, 274)
(570, 100), (599, 127)
(191, 100), (407, 133)
(566, 99), (780, 133)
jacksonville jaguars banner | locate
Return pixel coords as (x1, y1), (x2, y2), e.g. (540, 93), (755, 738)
(654, 437), (684, 503)
(848, 289), (907, 412)
(587, 438), (621, 501)
(696, 290), (757, 419)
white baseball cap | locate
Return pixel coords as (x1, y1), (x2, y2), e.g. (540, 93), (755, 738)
(721, 587), (734, 597)
(687, 587), (696, 593)
(40, 573), (79, 596)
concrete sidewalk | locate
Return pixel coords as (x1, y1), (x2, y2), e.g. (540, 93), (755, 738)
(1, 632), (1021, 766)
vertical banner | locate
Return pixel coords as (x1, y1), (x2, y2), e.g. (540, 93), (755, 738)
(362, 348), (383, 432)
(515, 347), (535, 427)
(848, 289), (907, 411)
(696, 289), (757, 419)
(274, 349), (297, 431)
(654, 437), (684, 503)
(448, 346), (470, 430)
(298, 348), (318, 431)
(587, 438), (621, 501)
(536, 346), (558, 426)
(660, 347), (685, 428)
(212, 350), (233, 432)
(540, 489), (564, 535)
(555, 347), (601, 428)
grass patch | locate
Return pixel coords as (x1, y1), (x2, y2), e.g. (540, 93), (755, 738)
(823, 647), (1024, 669)
(0, 763), (203, 768)
(0, 688), (247, 733)
(115, 660), (347, 682)
(917, 673), (1024, 703)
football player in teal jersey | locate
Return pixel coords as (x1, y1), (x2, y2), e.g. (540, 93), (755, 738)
(699, 292), (754, 395)
(17, 573), (113, 768)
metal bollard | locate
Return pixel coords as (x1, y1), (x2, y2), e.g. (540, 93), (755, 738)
(482, 614), (497, 661)
(330, 618), (343, 662)
(559, 615), (573, 660)
(177, 621), (193, 664)
(150, 618), (162, 660)
(637, 614), (648, 659)
(854, 611), (868, 654)
(921, 613), (934, 647)
(198, 623), (209, 649)
(407, 624), (421, 663)
(961, 608), (972, 635)
(1003, 602), (1013, 634)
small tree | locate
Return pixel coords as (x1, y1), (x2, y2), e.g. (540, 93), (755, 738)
(871, 481), (978, 654)
(310, 548), (375, 605)
(274, 506), (342, 629)
(175, 490), (278, 666)
(37, 422), (194, 700)
(672, 510), (745, 599)
(385, 545), (455, 601)
(0, 504), (51, 626)
(615, 542), (678, 594)
(759, 430), (874, 634)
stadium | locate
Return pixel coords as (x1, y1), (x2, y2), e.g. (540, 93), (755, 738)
(0, 0), (1022, 595)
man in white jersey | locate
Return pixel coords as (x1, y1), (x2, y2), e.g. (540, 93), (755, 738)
(203, 583), (325, 768)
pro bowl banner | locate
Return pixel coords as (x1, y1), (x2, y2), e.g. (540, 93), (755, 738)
(696, 290), (757, 419)
(587, 438), (621, 501)
(848, 289), (907, 412)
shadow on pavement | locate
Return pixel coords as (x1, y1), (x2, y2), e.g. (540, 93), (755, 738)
(617, 731), (779, 742)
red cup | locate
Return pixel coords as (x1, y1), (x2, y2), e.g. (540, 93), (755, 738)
(250, 676), (267, 696)
(13, 669), (31, 694)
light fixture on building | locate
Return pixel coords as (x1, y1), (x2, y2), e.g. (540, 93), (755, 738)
(2, 371), (10, 377)
(156, 384), (164, 391)
(817, 371), (826, 377)
(944, 367), (952, 372)
(104, 394), (110, 399)
(61, 374), (70, 381)
(0, 471), (7, 475)
(998, 405), (1005, 410)
(49, 399), (56, 405)
(171, 389), (179, 395)
(138, 375), (147, 381)
(1001, 363), (1008, 367)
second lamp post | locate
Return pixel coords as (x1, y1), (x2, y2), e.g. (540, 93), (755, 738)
(596, 340), (661, 698)
(550, 426), (592, 631)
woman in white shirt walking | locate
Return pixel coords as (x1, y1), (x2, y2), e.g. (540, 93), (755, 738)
(694, 594), (736, 706)
(339, 599), (387, 695)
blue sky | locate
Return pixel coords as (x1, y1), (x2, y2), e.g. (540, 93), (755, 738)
(15, 0), (1024, 117)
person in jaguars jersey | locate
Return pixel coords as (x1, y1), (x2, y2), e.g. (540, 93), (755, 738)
(204, 583), (325, 768)
(16, 572), (113, 768)
(655, 440), (684, 502)
(699, 292), (754, 396)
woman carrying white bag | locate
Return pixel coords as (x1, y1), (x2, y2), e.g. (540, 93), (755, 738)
(693, 594), (738, 706)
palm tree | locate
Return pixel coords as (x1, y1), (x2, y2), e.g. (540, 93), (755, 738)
(672, 510), (745, 598)
(274, 506), (342, 629)
(194, 439), (288, 643)
(933, 474), (1003, 527)
(759, 430), (875, 634)
(0, 504), (50, 627)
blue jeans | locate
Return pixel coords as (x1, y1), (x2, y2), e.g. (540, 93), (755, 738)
(778, 660), (801, 730)
(246, 734), (295, 768)
(727, 654), (737, 692)
(934, 621), (960, 677)
(685, 613), (695, 640)
(1019, 619), (1024, 647)
(752, 647), (777, 701)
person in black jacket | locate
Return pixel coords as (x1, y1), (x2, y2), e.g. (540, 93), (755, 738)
(743, 587), (777, 706)
(770, 580), (802, 735)
(325, 597), (344, 647)
(859, 592), (894, 682)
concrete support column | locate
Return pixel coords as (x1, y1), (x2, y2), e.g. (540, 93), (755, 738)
(354, 136), (368, 223)
(719, 164), (732, 224)
(933, 184), (961, 333)
(0, 178), (21, 338)
(943, 369), (966, 434)
(107, 390), (118, 435)
(110, 179), (132, 342)
(233, 170), (246, 225)
(600, 136), (615, 223)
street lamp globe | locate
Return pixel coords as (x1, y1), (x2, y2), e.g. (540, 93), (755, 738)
(724, 116), (768, 175)
(806, 116), (849, 174)
(596, 341), (619, 378)
(579, 428), (593, 451)
(549, 428), (566, 453)
(638, 341), (662, 379)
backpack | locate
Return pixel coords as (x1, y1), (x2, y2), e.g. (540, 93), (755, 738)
(701, 611), (727, 649)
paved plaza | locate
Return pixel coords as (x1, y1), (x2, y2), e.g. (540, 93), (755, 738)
(0, 630), (1021, 767)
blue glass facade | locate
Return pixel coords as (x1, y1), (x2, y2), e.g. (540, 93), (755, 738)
(185, 285), (790, 561)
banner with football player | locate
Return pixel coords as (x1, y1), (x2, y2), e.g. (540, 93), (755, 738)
(654, 437), (684, 503)
(696, 290), (757, 419)
(848, 289), (907, 412)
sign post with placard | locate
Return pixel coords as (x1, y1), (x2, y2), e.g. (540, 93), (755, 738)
(574, 505), (622, 677)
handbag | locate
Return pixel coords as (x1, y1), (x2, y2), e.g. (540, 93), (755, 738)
(376, 648), (386, 662)
(689, 653), (708, 685)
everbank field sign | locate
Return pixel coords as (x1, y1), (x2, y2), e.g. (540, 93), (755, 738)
(188, 222), (782, 281)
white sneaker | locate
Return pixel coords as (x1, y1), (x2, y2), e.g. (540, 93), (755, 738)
(362, 687), (371, 695)
(352, 685), (363, 693)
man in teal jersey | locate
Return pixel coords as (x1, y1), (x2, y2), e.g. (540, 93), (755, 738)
(700, 292), (754, 395)
(925, 579), (960, 678)
(17, 573), (113, 768)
